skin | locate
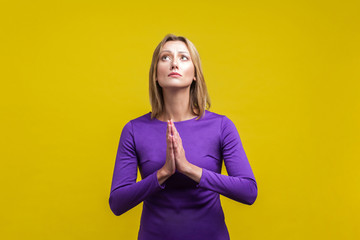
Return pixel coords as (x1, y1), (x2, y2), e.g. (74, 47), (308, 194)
(155, 41), (203, 185)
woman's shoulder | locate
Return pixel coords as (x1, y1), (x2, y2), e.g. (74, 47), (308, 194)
(203, 110), (229, 122)
(203, 110), (237, 128)
(126, 112), (153, 125)
(120, 112), (154, 133)
(204, 110), (224, 118)
(131, 112), (151, 120)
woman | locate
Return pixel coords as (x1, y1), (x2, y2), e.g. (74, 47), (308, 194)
(109, 34), (257, 240)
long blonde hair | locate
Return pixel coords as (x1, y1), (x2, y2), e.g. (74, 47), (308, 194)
(149, 34), (210, 120)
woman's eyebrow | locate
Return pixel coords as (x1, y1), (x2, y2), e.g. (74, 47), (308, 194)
(160, 50), (189, 54)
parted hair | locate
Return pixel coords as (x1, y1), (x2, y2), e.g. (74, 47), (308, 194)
(149, 34), (211, 120)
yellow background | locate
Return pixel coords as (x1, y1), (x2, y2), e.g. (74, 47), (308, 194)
(1, 0), (359, 239)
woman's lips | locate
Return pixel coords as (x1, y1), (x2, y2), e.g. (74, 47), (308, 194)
(168, 72), (182, 77)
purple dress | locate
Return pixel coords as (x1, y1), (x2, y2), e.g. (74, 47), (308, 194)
(109, 110), (257, 240)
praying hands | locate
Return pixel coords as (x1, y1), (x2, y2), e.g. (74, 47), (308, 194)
(157, 119), (202, 185)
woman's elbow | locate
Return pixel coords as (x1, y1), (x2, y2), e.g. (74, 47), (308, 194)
(245, 191), (257, 205)
(245, 181), (258, 205)
(109, 195), (125, 216)
(110, 207), (122, 216)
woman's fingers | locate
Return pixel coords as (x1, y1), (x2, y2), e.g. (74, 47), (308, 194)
(166, 122), (170, 143)
(172, 135), (177, 149)
(170, 136), (175, 155)
(171, 122), (182, 146)
(163, 120), (176, 176)
(168, 120), (173, 137)
(170, 119), (174, 137)
(167, 135), (172, 150)
(167, 121), (174, 141)
(172, 121), (179, 137)
(169, 121), (176, 145)
(168, 120), (184, 157)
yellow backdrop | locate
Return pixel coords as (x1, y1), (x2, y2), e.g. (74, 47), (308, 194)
(1, 0), (359, 239)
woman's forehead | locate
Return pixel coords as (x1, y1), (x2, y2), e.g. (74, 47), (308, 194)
(161, 41), (189, 53)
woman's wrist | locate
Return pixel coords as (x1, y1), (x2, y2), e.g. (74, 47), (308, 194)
(157, 167), (172, 185)
(179, 162), (202, 183)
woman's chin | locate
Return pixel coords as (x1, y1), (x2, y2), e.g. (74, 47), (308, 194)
(158, 81), (193, 90)
(161, 84), (192, 90)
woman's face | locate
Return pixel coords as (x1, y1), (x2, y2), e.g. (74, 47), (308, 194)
(156, 41), (195, 90)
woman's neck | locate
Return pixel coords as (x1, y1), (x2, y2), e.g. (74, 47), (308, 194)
(159, 88), (196, 122)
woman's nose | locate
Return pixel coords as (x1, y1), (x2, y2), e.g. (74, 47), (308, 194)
(171, 59), (179, 69)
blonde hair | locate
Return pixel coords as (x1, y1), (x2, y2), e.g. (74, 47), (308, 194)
(149, 34), (211, 120)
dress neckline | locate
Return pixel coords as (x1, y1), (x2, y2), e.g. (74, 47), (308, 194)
(152, 114), (198, 124)
(149, 111), (209, 124)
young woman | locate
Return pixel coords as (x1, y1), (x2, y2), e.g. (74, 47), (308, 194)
(109, 34), (257, 240)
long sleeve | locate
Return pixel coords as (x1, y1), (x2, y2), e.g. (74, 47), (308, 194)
(109, 121), (164, 216)
(197, 116), (258, 205)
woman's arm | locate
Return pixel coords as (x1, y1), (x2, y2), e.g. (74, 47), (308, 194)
(198, 116), (257, 205)
(109, 121), (165, 216)
(172, 117), (257, 205)
(196, 168), (257, 205)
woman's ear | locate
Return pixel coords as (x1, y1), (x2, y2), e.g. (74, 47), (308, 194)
(193, 77), (196, 81)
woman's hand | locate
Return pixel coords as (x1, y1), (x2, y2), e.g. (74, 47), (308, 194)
(170, 120), (190, 173)
(170, 120), (203, 183)
(157, 120), (176, 185)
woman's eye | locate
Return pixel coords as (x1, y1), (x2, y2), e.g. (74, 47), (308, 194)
(181, 56), (189, 60)
(161, 55), (170, 60)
